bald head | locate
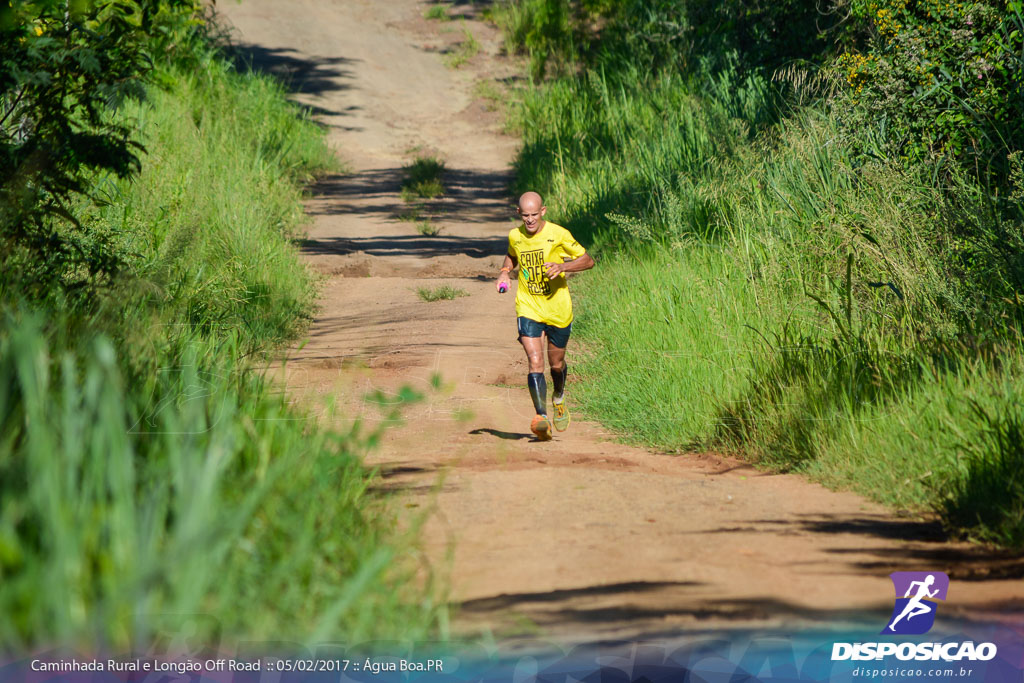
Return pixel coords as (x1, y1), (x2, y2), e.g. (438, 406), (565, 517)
(518, 191), (543, 211)
(517, 191), (547, 233)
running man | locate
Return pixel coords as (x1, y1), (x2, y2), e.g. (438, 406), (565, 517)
(496, 191), (595, 440)
(888, 574), (940, 632)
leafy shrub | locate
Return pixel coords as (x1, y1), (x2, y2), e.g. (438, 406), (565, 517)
(494, 0), (841, 79)
(0, 0), (205, 287)
(599, 0), (838, 73)
(838, 0), (1024, 178)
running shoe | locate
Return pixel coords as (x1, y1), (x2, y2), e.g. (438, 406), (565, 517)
(552, 399), (570, 431)
(530, 414), (552, 441)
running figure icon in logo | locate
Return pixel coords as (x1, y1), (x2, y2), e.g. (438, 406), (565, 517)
(884, 571), (950, 635)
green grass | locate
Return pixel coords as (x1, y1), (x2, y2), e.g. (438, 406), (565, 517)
(939, 393), (1024, 547)
(417, 284), (467, 302)
(401, 155), (446, 200)
(423, 3), (450, 21)
(489, 0), (574, 79)
(396, 204), (424, 222)
(0, 47), (444, 648)
(80, 59), (341, 350)
(473, 78), (504, 112)
(417, 220), (443, 236)
(570, 246), (760, 449)
(0, 311), (441, 648)
(445, 26), (481, 69)
(508, 37), (1024, 548)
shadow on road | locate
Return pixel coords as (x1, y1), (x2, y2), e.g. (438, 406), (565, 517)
(469, 427), (532, 441)
(742, 514), (1024, 581)
(305, 167), (514, 222)
(223, 36), (360, 120)
(455, 580), (892, 643)
(297, 234), (505, 259)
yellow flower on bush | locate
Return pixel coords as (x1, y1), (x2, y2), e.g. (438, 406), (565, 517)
(839, 52), (875, 89)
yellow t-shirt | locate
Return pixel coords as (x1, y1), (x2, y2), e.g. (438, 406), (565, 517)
(508, 221), (587, 328)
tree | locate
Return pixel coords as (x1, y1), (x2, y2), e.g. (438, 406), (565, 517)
(0, 0), (200, 286)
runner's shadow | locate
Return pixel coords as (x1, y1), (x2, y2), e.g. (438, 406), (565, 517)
(469, 427), (532, 441)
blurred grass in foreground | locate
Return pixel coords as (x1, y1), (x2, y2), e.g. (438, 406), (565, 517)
(0, 36), (445, 649)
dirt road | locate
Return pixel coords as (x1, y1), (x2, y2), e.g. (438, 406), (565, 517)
(220, 0), (1023, 645)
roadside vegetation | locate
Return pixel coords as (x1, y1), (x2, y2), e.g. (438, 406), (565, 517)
(423, 3), (450, 21)
(494, 0), (1024, 549)
(473, 78), (504, 112)
(401, 155), (446, 200)
(418, 284), (468, 302)
(0, 1), (443, 649)
(417, 220), (444, 236)
(445, 25), (482, 68)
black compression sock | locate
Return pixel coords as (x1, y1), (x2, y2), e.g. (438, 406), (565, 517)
(551, 364), (567, 401)
(527, 372), (547, 415)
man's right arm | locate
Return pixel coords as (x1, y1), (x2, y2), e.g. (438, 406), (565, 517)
(497, 252), (517, 292)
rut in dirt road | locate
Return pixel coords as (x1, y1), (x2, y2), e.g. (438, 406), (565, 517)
(220, 0), (1024, 646)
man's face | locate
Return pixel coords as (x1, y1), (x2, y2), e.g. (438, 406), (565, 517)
(518, 201), (546, 233)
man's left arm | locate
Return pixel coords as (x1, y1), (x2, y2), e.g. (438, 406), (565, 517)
(546, 253), (594, 277)
(544, 234), (595, 278)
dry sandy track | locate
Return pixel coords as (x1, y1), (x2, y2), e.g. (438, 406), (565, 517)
(220, 0), (1024, 646)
